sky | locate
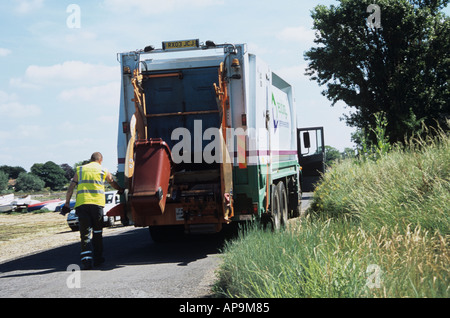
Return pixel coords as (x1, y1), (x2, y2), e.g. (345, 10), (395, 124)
(0, 0), (413, 173)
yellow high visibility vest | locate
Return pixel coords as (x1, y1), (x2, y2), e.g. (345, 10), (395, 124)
(75, 162), (108, 208)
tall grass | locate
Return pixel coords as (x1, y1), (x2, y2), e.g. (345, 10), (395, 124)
(214, 128), (449, 298)
(312, 127), (449, 235)
(214, 220), (448, 297)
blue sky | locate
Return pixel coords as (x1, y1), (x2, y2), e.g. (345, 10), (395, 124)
(2, 0), (437, 173)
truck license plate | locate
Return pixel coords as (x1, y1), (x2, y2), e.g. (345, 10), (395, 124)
(162, 39), (199, 51)
(239, 215), (253, 221)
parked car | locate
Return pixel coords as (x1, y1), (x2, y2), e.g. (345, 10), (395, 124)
(55, 200), (75, 212)
(67, 191), (121, 231)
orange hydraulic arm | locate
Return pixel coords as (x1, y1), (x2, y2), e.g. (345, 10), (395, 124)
(214, 63), (234, 221)
(131, 69), (147, 140)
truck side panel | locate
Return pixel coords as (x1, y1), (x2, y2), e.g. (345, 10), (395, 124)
(230, 54), (301, 219)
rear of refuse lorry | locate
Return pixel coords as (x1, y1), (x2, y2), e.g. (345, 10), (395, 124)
(115, 40), (302, 239)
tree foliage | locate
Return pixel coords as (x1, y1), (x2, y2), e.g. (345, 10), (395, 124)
(0, 165), (26, 179)
(30, 161), (67, 191)
(0, 160), (87, 193)
(15, 172), (45, 192)
(325, 145), (342, 165)
(60, 163), (75, 181)
(305, 0), (449, 145)
(0, 171), (8, 191)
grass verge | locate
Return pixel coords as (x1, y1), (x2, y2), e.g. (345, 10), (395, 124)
(214, 129), (449, 298)
(0, 211), (67, 242)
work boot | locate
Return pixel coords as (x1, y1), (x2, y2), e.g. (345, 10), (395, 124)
(81, 258), (93, 270)
(94, 257), (105, 267)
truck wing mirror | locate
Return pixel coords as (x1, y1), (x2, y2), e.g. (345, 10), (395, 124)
(303, 132), (311, 149)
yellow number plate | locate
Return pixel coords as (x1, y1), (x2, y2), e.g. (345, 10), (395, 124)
(162, 39), (199, 51)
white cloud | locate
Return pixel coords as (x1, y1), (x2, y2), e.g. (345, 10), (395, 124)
(277, 26), (315, 44)
(0, 91), (16, 104)
(247, 42), (269, 56)
(0, 131), (12, 144)
(0, 101), (42, 118)
(10, 61), (120, 89)
(14, 0), (44, 14)
(0, 152), (14, 165)
(46, 137), (116, 168)
(15, 124), (48, 139)
(24, 61), (119, 84)
(64, 31), (98, 44)
(53, 138), (97, 149)
(103, 0), (224, 14)
(9, 77), (40, 89)
(276, 64), (310, 84)
(0, 48), (12, 57)
(59, 82), (120, 108)
(0, 90), (41, 118)
(98, 115), (117, 124)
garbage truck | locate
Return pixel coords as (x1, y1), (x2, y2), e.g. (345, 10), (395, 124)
(111, 40), (314, 241)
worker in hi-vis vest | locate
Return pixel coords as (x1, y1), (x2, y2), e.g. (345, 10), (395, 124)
(62, 152), (124, 270)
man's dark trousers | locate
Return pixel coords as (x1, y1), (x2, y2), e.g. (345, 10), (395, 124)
(76, 204), (104, 267)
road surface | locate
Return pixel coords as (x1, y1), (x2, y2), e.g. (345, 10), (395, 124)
(0, 226), (225, 298)
(0, 193), (313, 298)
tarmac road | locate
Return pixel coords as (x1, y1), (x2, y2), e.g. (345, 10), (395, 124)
(0, 193), (313, 299)
(0, 227), (224, 298)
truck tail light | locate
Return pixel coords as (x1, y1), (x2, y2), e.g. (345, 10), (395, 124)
(253, 203), (258, 215)
(122, 122), (130, 134)
(241, 113), (247, 126)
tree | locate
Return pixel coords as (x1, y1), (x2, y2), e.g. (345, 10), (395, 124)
(0, 171), (8, 191)
(325, 146), (342, 165)
(0, 165), (26, 179)
(341, 147), (357, 159)
(73, 160), (90, 169)
(60, 163), (75, 181)
(304, 0), (450, 146)
(15, 172), (45, 192)
(31, 161), (67, 191)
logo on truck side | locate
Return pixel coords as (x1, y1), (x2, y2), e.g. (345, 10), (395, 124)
(271, 93), (289, 132)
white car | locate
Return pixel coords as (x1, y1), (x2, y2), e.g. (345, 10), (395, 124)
(67, 191), (121, 231)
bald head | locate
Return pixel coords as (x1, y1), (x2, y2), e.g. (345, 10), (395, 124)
(90, 152), (103, 163)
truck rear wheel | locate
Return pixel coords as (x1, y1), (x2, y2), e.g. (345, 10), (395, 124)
(270, 184), (281, 230)
(277, 181), (288, 226)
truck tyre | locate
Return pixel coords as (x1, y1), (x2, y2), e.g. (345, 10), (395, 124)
(270, 184), (281, 231)
(291, 180), (302, 218)
(277, 181), (288, 226)
(107, 216), (115, 227)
